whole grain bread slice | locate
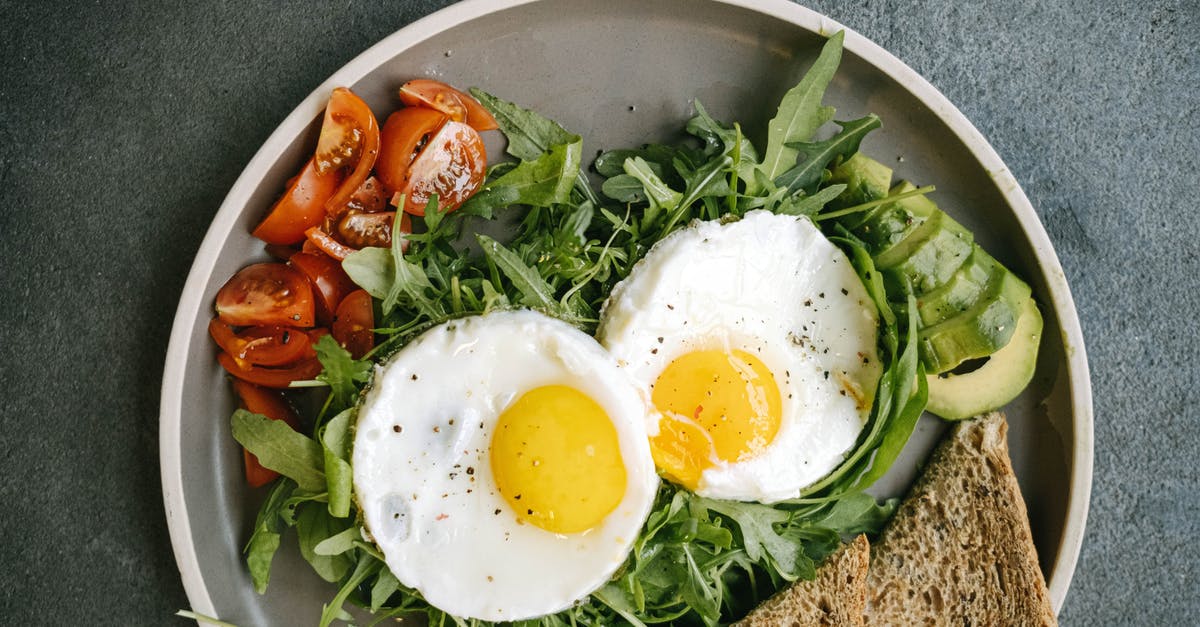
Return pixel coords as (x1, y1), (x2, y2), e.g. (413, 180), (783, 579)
(864, 412), (1056, 626)
(735, 533), (870, 627)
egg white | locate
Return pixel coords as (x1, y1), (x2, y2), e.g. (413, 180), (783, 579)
(352, 310), (658, 621)
(598, 211), (882, 502)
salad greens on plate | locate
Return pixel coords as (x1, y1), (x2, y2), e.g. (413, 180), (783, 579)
(218, 29), (1037, 626)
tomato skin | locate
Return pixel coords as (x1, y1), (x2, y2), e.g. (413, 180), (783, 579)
(218, 352), (323, 388)
(346, 176), (387, 214)
(321, 88), (381, 217)
(375, 107), (448, 196)
(331, 289), (375, 359)
(336, 211), (410, 249)
(231, 379), (302, 487)
(304, 227), (357, 261)
(208, 319), (313, 367)
(252, 157), (342, 245)
(399, 79), (499, 132)
(397, 120), (486, 216)
(215, 263), (315, 328)
(288, 252), (358, 326)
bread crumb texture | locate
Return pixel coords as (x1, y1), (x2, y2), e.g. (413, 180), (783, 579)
(735, 534), (870, 627)
(864, 412), (1057, 626)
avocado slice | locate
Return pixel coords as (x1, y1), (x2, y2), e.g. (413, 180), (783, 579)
(914, 248), (1001, 327)
(852, 181), (935, 248)
(883, 213), (973, 296)
(828, 153), (893, 220)
(925, 298), (1043, 420)
(919, 271), (1031, 374)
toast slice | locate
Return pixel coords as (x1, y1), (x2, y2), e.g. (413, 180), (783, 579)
(735, 534), (870, 627)
(864, 412), (1056, 626)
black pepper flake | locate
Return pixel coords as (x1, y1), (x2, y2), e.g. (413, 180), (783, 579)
(448, 418), (455, 425)
(804, 299), (812, 307)
(841, 288), (848, 295)
(527, 509), (533, 515)
(657, 337), (664, 343)
(651, 348), (658, 354)
(824, 371), (830, 380)
(667, 304), (675, 310)
(392, 425), (402, 433)
(466, 467), (475, 476)
(515, 494), (521, 500)
(411, 374), (419, 381)
(433, 426), (440, 433)
(494, 509), (502, 515)
(819, 292), (825, 298)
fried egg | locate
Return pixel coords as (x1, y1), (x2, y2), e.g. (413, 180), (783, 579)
(352, 310), (658, 621)
(598, 211), (881, 502)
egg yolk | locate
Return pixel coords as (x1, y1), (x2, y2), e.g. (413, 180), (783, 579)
(490, 385), (627, 534)
(649, 349), (782, 490)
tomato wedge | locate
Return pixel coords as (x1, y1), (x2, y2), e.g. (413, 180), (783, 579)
(288, 251), (358, 326)
(231, 379), (303, 487)
(208, 319), (313, 367)
(346, 176), (387, 214)
(218, 352), (323, 389)
(396, 120), (486, 216)
(399, 79), (499, 132)
(215, 263), (315, 327)
(320, 88), (381, 217)
(304, 227), (357, 261)
(251, 157), (342, 245)
(331, 289), (375, 359)
(336, 211), (410, 249)
(375, 107), (448, 197)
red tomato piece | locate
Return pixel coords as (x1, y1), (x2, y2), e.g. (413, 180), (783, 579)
(346, 175), (388, 214)
(288, 251), (358, 326)
(231, 379), (302, 487)
(375, 107), (448, 196)
(331, 289), (375, 359)
(304, 227), (357, 261)
(218, 352), (323, 389)
(264, 243), (300, 261)
(396, 120), (486, 216)
(320, 88), (381, 218)
(336, 211), (413, 249)
(399, 79), (499, 132)
(251, 157), (342, 245)
(215, 263), (315, 327)
(208, 319), (312, 367)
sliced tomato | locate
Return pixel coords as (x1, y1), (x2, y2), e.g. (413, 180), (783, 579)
(231, 379), (302, 487)
(320, 88), (381, 217)
(303, 227), (357, 261)
(251, 157), (342, 245)
(288, 251), (358, 326)
(218, 352), (323, 389)
(331, 289), (375, 359)
(336, 211), (412, 249)
(215, 263), (315, 327)
(399, 79), (499, 132)
(375, 107), (447, 196)
(395, 120), (486, 216)
(209, 319), (312, 367)
(345, 175), (387, 214)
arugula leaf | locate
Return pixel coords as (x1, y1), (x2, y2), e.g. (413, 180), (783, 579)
(320, 408), (355, 518)
(230, 410), (325, 493)
(687, 100), (758, 184)
(460, 139), (582, 217)
(624, 156), (682, 213)
(296, 502), (354, 583)
(756, 31), (844, 183)
(244, 478), (294, 594)
(601, 173), (647, 203)
(319, 555), (382, 627)
(701, 499), (803, 580)
(313, 524), (360, 557)
(476, 234), (587, 323)
(469, 88), (577, 161)
(774, 183), (847, 216)
(774, 114), (881, 194)
(313, 335), (371, 413)
(370, 568), (401, 612)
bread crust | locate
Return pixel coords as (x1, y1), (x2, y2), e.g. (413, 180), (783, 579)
(864, 412), (1057, 626)
(735, 534), (870, 627)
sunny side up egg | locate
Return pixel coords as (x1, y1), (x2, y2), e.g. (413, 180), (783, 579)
(598, 211), (883, 503)
(352, 311), (659, 621)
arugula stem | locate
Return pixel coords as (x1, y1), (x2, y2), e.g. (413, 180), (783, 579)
(814, 185), (935, 221)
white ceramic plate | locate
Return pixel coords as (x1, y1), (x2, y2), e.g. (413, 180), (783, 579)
(161, 1), (1093, 624)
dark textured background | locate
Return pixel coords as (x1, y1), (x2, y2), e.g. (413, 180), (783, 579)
(0, 0), (1195, 624)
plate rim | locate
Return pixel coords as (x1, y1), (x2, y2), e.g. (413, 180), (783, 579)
(160, 0), (1094, 619)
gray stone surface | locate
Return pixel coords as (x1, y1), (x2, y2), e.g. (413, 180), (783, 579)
(0, 0), (1194, 625)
